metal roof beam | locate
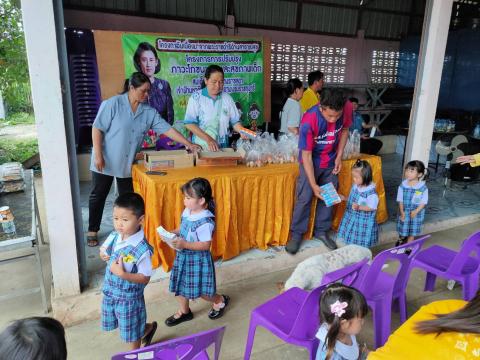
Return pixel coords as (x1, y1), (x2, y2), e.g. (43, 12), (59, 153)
(279, 0), (412, 16)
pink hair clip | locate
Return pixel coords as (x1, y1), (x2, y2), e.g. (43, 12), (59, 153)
(330, 300), (348, 317)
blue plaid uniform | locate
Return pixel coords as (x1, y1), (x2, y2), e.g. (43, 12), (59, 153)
(101, 232), (153, 342)
(397, 183), (427, 236)
(337, 185), (378, 248)
(169, 216), (216, 299)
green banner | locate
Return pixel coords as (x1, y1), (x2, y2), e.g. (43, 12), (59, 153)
(121, 33), (265, 128)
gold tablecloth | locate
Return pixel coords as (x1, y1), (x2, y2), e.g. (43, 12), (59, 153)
(133, 154), (387, 271)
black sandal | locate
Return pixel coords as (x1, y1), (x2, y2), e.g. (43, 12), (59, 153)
(142, 321), (157, 346)
(208, 295), (230, 320)
(165, 309), (193, 327)
(87, 234), (98, 247)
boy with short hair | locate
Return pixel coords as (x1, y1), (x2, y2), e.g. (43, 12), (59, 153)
(287, 88), (351, 255)
(300, 71), (324, 113)
(100, 192), (157, 350)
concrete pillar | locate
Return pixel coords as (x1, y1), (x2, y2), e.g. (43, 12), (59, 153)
(21, 0), (80, 297)
(404, 0), (453, 166)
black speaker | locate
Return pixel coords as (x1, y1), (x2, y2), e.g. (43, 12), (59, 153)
(450, 163), (479, 181)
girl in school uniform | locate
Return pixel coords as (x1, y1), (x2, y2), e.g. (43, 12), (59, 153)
(396, 160), (429, 245)
(164, 178), (230, 326)
(337, 159), (379, 248)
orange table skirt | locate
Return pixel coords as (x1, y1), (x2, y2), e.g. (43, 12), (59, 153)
(132, 154), (387, 271)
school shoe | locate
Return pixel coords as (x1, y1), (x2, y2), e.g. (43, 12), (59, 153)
(208, 295), (230, 320)
(141, 321), (157, 346)
(285, 239), (302, 255)
(165, 309), (193, 327)
(395, 237), (407, 247)
(315, 232), (337, 250)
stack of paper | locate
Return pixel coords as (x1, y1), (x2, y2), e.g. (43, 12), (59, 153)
(157, 226), (177, 249)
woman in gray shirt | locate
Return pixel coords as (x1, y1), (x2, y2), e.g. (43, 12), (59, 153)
(87, 72), (200, 246)
(279, 78), (304, 136)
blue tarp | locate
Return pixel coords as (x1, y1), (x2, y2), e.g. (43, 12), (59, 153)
(398, 29), (480, 111)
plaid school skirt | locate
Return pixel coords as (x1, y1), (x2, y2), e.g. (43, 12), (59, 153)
(338, 208), (378, 248)
(101, 295), (146, 343)
(397, 208), (425, 236)
(169, 249), (216, 299)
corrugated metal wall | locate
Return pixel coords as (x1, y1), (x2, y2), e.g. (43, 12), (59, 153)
(63, 0), (427, 40)
(145, 0), (226, 22)
(301, 4), (358, 35)
(64, 0), (139, 11)
(361, 12), (409, 39)
(234, 0), (297, 29)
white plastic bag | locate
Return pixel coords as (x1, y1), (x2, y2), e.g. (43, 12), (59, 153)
(343, 130), (360, 160)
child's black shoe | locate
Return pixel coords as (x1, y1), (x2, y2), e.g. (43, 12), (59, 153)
(165, 309), (193, 327)
(208, 295), (230, 319)
(395, 237), (407, 247)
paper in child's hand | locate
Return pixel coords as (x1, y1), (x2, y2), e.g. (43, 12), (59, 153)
(157, 226), (177, 249)
(319, 183), (341, 207)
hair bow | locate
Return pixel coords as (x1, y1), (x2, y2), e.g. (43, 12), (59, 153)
(330, 300), (348, 317)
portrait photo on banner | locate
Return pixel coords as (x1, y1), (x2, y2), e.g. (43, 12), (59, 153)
(121, 33), (265, 134)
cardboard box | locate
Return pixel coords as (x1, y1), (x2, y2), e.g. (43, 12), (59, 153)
(196, 148), (242, 167)
(143, 150), (194, 171)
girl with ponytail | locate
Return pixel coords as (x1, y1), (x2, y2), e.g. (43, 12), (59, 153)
(164, 178), (230, 326)
(316, 284), (369, 360)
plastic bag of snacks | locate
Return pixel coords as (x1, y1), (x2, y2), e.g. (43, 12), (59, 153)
(343, 130), (361, 160)
(275, 135), (297, 163)
(0, 162), (26, 193)
(246, 148), (264, 167)
(234, 138), (252, 164)
(0, 162), (24, 182)
(1, 180), (26, 193)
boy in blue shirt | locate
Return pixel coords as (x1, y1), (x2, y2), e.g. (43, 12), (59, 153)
(100, 192), (157, 350)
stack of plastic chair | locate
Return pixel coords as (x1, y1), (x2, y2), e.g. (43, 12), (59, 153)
(111, 326), (225, 360)
(410, 230), (480, 301)
(351, 235), (429, 349)
(243, 258), (368, 360)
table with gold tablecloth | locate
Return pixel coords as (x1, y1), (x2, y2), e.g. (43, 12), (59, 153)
(133, 154), (387, 271)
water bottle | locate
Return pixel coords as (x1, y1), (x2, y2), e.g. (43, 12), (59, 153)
(447, 280), (456, 291)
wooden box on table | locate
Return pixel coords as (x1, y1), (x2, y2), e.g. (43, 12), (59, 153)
(143, 150), (194, 171)
(195, 148), (243, 167)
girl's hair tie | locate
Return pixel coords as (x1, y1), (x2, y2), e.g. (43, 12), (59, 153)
(330, 300), (348, 317)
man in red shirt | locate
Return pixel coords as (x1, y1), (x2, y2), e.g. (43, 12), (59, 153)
(286, 89), (352, 254)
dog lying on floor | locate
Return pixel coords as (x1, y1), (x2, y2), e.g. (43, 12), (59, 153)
(280, 244), (372, 291)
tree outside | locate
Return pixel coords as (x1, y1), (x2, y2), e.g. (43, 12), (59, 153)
(0, 0), (37, 165)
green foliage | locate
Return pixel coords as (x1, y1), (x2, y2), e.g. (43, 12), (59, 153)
(0, 138), (38, 164)
(0, 0), (32, 113)
(4, 82), (32, 113)
(1, 112), (35, 126)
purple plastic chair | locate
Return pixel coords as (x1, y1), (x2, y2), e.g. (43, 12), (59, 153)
(410, 230), (480, 301)
(243, 258), (369, 360)
(111, 326), (225, 360)
(352, 235), (429, 349)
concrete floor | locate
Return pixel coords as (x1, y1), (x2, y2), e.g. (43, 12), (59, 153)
(1, 221), (476, 359)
